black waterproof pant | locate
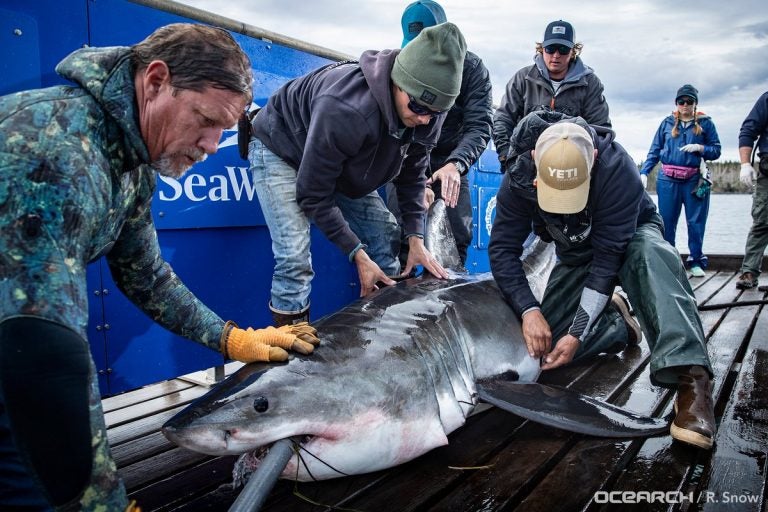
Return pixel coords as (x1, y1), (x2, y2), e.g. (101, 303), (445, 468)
(0, 316), (127, 511)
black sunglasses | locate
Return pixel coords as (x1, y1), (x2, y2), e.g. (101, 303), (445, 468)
(407, 95), (444, 117)
(544, 44), (571, 56)
(676, 98), (695, 106)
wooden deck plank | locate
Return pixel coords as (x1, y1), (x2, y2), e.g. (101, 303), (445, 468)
(120, 446), (212, 490)
(108, 405), (186, 447)
(128, 456), (239, 511)
(497, 363), (667, 511)
(701, 293), (768, 512)
(112, 431), (176, 467)
(103, 362), (242, 416)
(102, 379), (195, 414)
(105, 386), (211, 428)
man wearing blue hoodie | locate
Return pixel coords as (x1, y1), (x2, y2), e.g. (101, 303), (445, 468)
(249, 23), (466, 325)
(493, 20), (611, 167)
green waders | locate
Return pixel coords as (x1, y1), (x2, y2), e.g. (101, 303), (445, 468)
(540, 213), (712, 387)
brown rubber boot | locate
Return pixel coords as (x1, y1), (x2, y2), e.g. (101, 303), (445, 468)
(670, 365), (715, 449)
(736, 272), (758, 289)
(269, 303), (310, 327)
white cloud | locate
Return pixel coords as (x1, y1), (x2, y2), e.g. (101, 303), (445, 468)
(180, 0), (768, 163)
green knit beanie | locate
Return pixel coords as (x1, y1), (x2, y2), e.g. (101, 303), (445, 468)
(391, 22), (466, 112)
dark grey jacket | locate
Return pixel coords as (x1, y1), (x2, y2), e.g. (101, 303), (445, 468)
(252, 49), (443, 255)
(493, 54), (611, 160)
(429, 50), (493, 172)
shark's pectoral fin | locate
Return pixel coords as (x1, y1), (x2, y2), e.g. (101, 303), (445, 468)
(476, 380), (669, 438)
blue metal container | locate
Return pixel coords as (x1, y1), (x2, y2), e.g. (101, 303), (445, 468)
(467, 144), (503, 273)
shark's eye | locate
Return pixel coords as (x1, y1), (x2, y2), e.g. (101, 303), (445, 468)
(253, 396), (269, 413)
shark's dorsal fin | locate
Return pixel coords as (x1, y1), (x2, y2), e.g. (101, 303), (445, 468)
(424, 199), (463, 271)
(477, 379), (669, 437)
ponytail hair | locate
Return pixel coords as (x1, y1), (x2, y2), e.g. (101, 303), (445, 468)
(671, 108), (703, 138)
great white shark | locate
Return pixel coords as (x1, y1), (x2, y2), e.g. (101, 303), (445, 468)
(162, 201), (668, 482)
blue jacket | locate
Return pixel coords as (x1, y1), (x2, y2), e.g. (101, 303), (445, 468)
(252, 49), (442, 256)
(738, 91), (768, 156)
(639, 113), (721, 175)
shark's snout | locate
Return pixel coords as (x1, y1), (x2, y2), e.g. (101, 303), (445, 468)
(162, 423), (231, 455)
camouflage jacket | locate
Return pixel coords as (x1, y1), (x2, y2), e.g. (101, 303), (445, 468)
(0, 46), (224, 349)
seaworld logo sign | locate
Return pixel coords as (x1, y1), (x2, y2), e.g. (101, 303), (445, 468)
(156, 127), (259, 202)
(158, 166), (256, 202)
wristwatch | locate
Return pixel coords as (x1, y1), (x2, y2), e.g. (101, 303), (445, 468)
(452, 160), (467, 175)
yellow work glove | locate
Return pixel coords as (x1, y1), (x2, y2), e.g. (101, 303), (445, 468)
(125, 500), (141, 512)
(221, 321), (320, 363)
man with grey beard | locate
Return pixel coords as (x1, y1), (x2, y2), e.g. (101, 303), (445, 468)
(0, 23), (317, 511)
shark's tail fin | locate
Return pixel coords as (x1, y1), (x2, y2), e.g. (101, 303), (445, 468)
(424, 199), (463, 271)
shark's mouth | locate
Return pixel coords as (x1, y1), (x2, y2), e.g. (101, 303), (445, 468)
(232, 444), (271, 487)
(232, 435), (323, 486)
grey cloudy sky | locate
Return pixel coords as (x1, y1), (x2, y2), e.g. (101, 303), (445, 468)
(180, 0), (768, 163)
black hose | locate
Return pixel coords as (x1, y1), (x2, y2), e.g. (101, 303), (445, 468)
(698, 299), (768, 311)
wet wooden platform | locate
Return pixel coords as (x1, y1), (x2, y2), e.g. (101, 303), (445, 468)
(104, 260), (768, 511)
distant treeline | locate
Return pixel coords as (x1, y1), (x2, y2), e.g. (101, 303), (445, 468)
(639, 161), (754, 193)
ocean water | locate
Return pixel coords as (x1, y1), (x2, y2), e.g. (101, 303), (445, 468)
(650, 193), (762, 256)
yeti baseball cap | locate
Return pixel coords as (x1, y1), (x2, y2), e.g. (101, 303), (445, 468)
(534, 122), (595, 214)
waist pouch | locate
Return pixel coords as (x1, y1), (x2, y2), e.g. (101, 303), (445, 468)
(237, 108), (260, 160)
(760, 154), (768, 178)
(661, 164), (699, 179)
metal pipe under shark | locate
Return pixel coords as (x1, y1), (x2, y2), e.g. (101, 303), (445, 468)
(162, 201), (668, 482)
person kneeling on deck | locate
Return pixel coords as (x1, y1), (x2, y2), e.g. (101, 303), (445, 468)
(247, 23), (465, 325)
(489, 112), (716, 450)
(0, 24), (318, 511)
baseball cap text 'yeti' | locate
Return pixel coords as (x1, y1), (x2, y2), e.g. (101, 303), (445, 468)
(534, 122), (595, 214)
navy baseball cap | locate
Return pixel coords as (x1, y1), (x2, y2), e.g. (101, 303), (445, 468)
(542, 20), (575, 48)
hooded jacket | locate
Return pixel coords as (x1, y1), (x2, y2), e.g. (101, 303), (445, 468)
(489, 115), (656, 317)
(252, 49), (443, 255)
(0, 46), (223, 346)
(493, 54), (611, 161)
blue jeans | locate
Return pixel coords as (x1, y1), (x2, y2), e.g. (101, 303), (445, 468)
(656, 172), (709, 269)
(249, 139), (400, 312)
